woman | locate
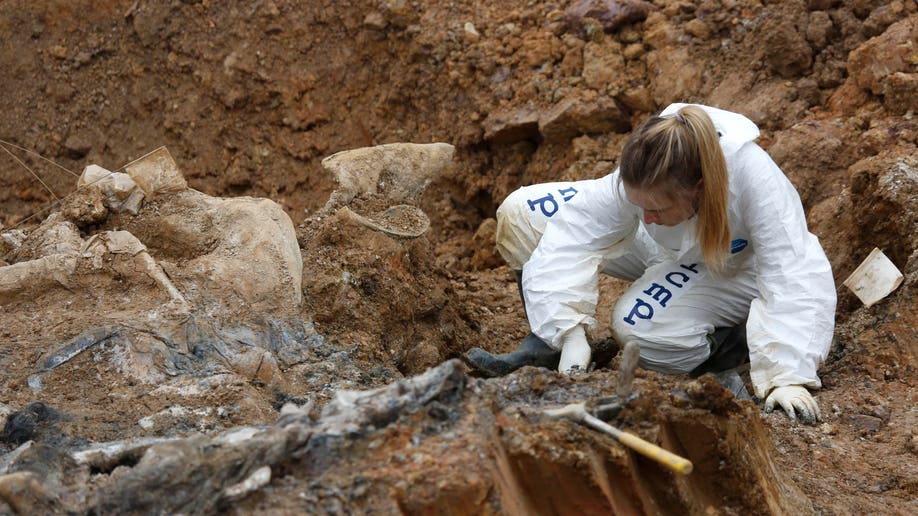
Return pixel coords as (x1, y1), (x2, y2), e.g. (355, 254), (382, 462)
(463, 104), (836, 424)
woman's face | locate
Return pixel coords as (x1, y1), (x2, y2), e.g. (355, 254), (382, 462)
(624, 183), (700, 226)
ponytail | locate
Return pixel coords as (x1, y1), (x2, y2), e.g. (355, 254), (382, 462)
(620, 106), (731, 273)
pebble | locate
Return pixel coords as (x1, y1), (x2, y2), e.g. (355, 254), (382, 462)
(463, 22), (480, 43)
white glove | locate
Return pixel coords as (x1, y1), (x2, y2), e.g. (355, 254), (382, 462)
(558, 325), (591, 374)
(764, 385), (820, 424)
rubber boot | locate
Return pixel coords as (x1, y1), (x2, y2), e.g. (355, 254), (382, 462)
(691, 326), (752, 400)
(462, 269), (562, 376)
(462, 332), (561, 377)
(690, 326), (749, 377)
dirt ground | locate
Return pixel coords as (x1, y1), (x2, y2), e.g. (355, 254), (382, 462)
(1, 0), (916, 514)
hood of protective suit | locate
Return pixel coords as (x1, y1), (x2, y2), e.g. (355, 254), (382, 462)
(660, 103), (760, 156)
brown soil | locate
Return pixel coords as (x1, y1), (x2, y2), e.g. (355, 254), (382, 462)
(1, 0), (917, 514)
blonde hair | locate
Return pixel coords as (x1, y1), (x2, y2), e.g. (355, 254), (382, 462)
(620, 106), (730, 272)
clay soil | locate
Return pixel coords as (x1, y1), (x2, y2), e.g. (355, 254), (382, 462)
(1, 0), (917, 514)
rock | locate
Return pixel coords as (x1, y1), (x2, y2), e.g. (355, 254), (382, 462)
(403, 342), (441, 373)
(847, 17), (917, 96)
(796, 77), (822, 107)
(60, 186), (108, 227)
(646, 47), (702, 105)
(482, 107), (541, 144)
(463, 22), (480, 43)
(62, 133), (92, 159)
(538, 90), (631, 142)
(231, 347), (286, 388)
(684, 18), (711, 39)
(761, 19), (813, 78)
(844, 414), (883, 433)
(617, 86), (655, 112)
(582, 40), (627, 93)
(862, 2), (907, 37)
(768, 118), (856, 207)
(622, 42), (644, 60)
(819, 423), (839, 435)
(520, 33), (553, 68)
(564, 0), (655, 37)
(0, 471), (64, 514)
(0, 403), (10, 425)
(807, 0), (841, 10)
(47, 45), (67, 59)
(470, 218), (502, 270)
(846, 151), (918, 268)
(260, 0), (279, 17)
(46, 82), (75, 102)
(805, 11), (834, 50)
(131, 1), (174, 47)
(0, 230), (26, 258)
(558, 45), (584, 76)
(826, 80), (870, 116)
(642, 12), (676, 49)
(881, 72), (918, 115)
(378, 0), (420, 29)
(363, 11), (387, 30)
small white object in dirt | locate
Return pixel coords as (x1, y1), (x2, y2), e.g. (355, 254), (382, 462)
(123, 146), (187, 197)
(464, 22), (480, 41)
(138, 416), (155, 430)
(0, 402), (12, 431)
(27, 374), (42, 391)
(216, 426), (264, 445)
(0, 229), (27, 256)
(843, 248), (904, 308)
(78, 164), (145, 213)
(223, 466), (272, 500)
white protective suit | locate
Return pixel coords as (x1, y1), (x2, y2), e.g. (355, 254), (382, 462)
(496, 104), (836, 398)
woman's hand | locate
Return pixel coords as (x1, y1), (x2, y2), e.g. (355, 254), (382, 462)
(764, 385), (820, 424)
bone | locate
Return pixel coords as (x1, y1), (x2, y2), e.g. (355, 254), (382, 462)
(319, 142), (455, 214)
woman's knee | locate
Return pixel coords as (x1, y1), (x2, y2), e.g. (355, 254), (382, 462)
(610, 299), (710, 374)
(495, 190), (543, 269)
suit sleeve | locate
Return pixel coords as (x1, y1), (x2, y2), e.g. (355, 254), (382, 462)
(522, 173), (640, 349)
(736, 143), (837, 398)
